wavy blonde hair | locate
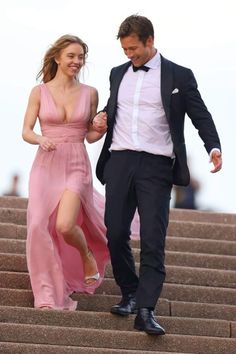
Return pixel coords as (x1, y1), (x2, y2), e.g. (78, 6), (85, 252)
(37, 34), (88, 83)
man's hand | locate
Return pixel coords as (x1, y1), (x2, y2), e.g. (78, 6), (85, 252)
(210, 150), (222, 173)
(92, 112), (107, 133)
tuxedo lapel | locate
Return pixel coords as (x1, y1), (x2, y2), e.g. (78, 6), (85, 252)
(108, 62), (131, 126)
(104, 62), (131, 148)
(112, 62), (131, 96)
(160, 55), (173, 123)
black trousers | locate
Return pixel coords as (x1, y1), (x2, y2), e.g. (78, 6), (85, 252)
(104, 150), (173, 309)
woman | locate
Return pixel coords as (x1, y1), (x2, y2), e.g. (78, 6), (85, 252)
(22, 35), (109, 310)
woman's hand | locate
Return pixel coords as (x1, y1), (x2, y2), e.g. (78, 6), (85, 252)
(39, 136), (56, 151)
(92, 112), (107, 134)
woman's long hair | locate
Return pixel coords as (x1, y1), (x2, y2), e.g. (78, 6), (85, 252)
(37, 34), (88, 83)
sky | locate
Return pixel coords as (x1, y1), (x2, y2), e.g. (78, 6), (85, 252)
(0, 0), (235, 212)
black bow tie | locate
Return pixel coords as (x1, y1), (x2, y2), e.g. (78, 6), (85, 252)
(132, 65), (150, 72)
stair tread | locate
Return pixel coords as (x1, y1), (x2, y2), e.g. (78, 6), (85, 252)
(1, 266), (236, 289)
(1, 251), (235, 272)
(0, 305), (232, 338)
(0, 323), (236, 353)
(0, 342), (173, 354)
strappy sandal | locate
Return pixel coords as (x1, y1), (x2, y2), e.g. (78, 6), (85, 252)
(84, 249), (100, 286)
(84, 272), (100, 286)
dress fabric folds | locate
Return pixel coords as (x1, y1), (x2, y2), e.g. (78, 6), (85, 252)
(27, 83), (110, 310)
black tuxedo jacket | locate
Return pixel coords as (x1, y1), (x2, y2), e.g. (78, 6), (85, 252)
(96, 55), (221, 186)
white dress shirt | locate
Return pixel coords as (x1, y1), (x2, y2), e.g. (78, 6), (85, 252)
(110, 52), (174, 157)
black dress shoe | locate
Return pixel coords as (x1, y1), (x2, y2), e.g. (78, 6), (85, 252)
(134, 308), (165, 335)
(110, 294), (136, 316)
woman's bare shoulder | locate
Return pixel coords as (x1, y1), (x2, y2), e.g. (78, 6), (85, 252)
(28, 84), (42, 102)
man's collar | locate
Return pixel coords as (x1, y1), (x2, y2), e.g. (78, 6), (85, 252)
(145, 51), (161, 69)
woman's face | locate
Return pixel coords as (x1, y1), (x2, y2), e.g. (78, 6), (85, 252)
(56, 43), (85, 77)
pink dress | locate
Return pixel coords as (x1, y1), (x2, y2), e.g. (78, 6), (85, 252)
(27, 83), (110, 310)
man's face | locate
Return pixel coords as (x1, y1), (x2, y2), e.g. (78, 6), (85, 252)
(120, 33), (154, 67)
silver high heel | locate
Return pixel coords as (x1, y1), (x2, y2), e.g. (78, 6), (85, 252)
(84, 272), (100, 286)
(84, 249), (100, 286)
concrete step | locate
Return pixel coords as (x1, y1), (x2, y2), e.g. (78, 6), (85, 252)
(1, 251), (236, 274)
(0, 288), (33, 307)
(1, 272), (236, 305)
(0, 342), (171, 354)
(166, 237), (236, 256)
(0, 223), (25, 240)
(1, 289), (236, 322)
(1, 262), (236, 290)
(0, 323), (236, 353)
(160, 283), (236, 306)
(0, 208), (26, 225)
(166, 251), (236, 271)
(1, 210), (236, 242)
(1, 252), (236, 284)
(0, 238), (26, 254)
(1, 196), (236, 225)
(1, 220), (236, 242)
(164, 266), (236, 288)
(0, 197), (28, 209)
(167, 220), (236, 241)
(0, 253), (27, 272)
(89, 280), (236, 306)
(0, 271), (31, 289)
(0, 306), (232, 338)
(171, 300), (236, 321)
(0, 289), (170, 315)
(169, 208), (236, 224)
(1, 236), (235, 257)
(75, 294), (236, 322)
(1, 221), (235, 243)
(132, 238), (236, 256)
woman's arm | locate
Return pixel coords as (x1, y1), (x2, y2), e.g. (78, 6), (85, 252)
(86, 87), (107, 144)
(22, 86), (56, 151)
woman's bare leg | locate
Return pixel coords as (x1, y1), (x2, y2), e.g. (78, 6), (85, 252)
(56, 189), (99, 285)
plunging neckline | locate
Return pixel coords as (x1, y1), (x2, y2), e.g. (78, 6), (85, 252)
(43, 83), (81, 124)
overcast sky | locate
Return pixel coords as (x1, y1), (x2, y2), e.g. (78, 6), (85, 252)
(0, 0), (235, 212)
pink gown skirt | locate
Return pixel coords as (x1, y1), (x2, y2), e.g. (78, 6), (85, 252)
(27, 139), (111, 310)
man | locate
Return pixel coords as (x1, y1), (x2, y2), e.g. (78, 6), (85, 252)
(93, 15), (222, 335)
